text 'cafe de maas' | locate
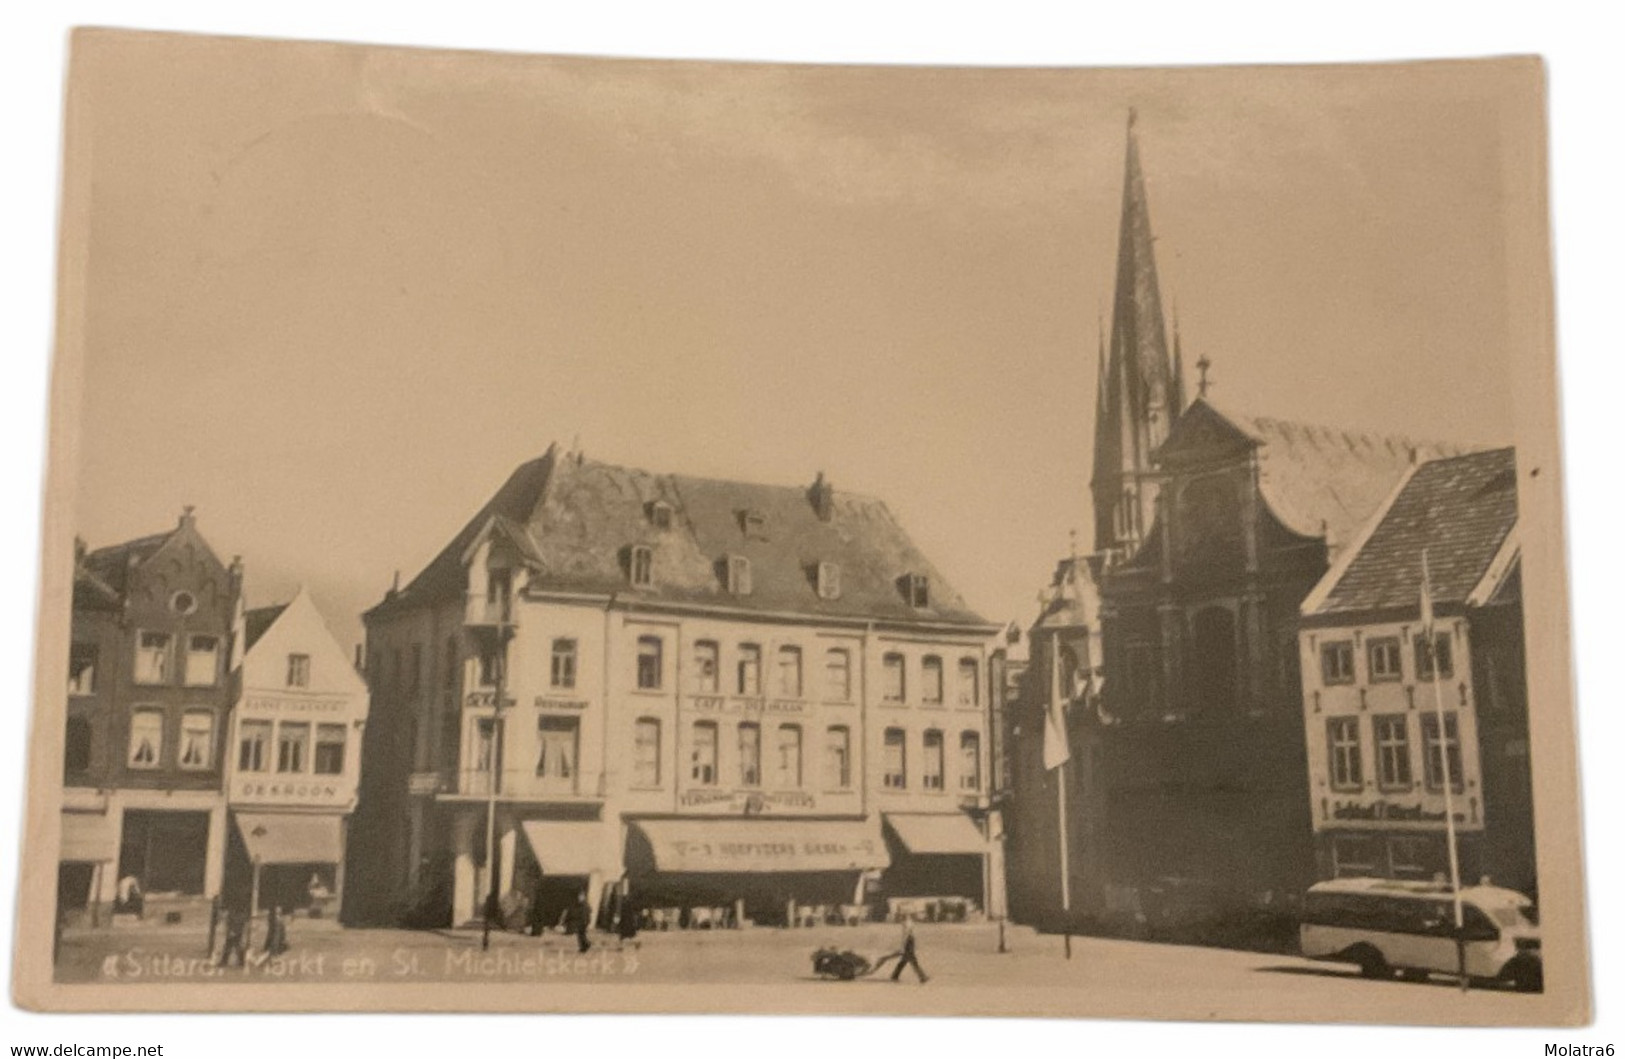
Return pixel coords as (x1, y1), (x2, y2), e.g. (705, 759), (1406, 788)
(346, 445), (1009, 930)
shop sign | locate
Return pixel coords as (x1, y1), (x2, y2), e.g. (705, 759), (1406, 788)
(242, 694), (350, 716)
(1329, 799), (1474, 828)
(679, 788), (818, 813)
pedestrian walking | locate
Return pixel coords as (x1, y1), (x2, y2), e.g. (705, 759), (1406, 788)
(889, 921), (929, 984)
(217, 904), (249, 969)
(569, 891), (592, 953)
(263, 905), (289, 959)
(616, 893), (641, 950)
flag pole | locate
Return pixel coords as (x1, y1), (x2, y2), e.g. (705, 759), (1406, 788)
(1422, 550), (1468, 992)
(1052, 630), (1072, 959)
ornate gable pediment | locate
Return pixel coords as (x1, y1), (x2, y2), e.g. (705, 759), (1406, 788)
(1153, 400), (1258, 467)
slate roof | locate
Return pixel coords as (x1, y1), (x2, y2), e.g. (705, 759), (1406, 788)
(371, 445), (993, 628)
(244, 604), (290, 651)
(1309, 447), (1518, 617)
(79, 532), (171, 598)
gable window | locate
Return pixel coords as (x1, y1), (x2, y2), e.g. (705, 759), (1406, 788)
(550, 638), (577, 689)
(882, 653), (906, 703)
(314, 723), (347, 775)
(693, 640), (720, 694)
(486, 567), (512, 608)
(737, 644), (762, 696)
(921, 656), (944, 705)
(649, 501), (674, 531)
(633, 718), (662, 787)
(774, 724), (803, 788)
(727, 555), (753, 596)
(904, 573), (930, 609)
(959, 731), (982, 791)
(882, 728), (907, 789)
(824, 648), (851, 702)
(691, 721), (719, 786)
(178, 710), (214, 769)
(737, 722), (762, 787)
(922, 729), (946, 790)
(740, 510), (767, 540)
(64, 716), (92, 774)
(536, 716), (580, 788)
(776, 645), (803, 698)
(1415, 632), (1455, 681)
(238, 720), (272, 773)
(477, 645), (503, 688)
(816, 562), (841, 600)
(68, 642), (98, 696)
(629, 546), (654, 588)
(1320, 641), (1355, 686)
(824, 725), (851, 789)
(1422, 712), (1464, 791)
(1327, 717), (1362, 791)
(277, 722), (310, 773)
(636, 636), (664, 690)
(287, 653), (311, 689)
(128, 709), (162, 768)
(956, 658), (980, 707)
(1367, 637), (1402, 682)
(1374, 714), (1413, 790)
(133, 631), (172, 685)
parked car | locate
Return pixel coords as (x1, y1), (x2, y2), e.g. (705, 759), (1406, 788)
(1299, 877), (1541, 991)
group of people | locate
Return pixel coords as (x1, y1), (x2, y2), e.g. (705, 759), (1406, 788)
(513, 890), (641, 952)
(216, 902), (291, 969)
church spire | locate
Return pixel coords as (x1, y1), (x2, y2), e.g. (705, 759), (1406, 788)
(1171, 301), (1187, 414)
(1091, 110), (1178, 554)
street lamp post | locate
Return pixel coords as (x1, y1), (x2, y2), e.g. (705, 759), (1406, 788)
(480, 592), (515, 952)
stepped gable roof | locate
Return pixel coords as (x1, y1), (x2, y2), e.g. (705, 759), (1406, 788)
(1156, 398), (1468, 554)
(373, 445), (991, 629)
(1310, 447), (1518, 617)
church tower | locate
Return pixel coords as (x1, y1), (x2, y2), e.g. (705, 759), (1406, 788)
(1091, 112), (1183, 555)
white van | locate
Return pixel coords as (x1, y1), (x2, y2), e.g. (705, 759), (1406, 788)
(1299, 877), (1541, 991)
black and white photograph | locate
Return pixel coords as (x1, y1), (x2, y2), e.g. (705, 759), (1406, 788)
(4, 11), (1605, 1042)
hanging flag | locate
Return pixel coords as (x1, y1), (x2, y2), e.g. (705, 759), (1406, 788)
(1043, 634), (1071, 771)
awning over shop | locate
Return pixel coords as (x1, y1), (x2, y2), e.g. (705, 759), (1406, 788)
(60, 811), (116, 863)
(520, 819), (600, 876)
(884, 812), (987, 856)
(235, 812), (344, 865)
(628, 819), (889, 874)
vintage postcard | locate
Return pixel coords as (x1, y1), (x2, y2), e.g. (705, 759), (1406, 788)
(13, 29), (1588, 1023)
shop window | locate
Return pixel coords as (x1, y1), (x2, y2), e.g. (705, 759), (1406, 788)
(68, 642), (98, 696)
(824, 726), (851, 789)
(537, 716), (579, 788)
(737, 722), (762, 787)
(634, 718), (662, 787)
(278, 722), (310, 774)
(1367, 637), (1402, 683)
(1415, 632), (1455, 681)
(133, 631), (172, 685)
(774, 724), (803, 788)
(1388, 835), (1435, 879)
(776, 645), (803, 698)
(238, 720), (272, 773)
(636, 636), (663, 690)
(1332, 835), (1381, 877)
(128, 709), (162, 768)
(693, 640), (719, 693)
(1327, 717), (1362, 790)
(691, 721), (719, 786)
(1321, 641), (1355, 686)
(882, 653), (906, 703)
(1374, 714), (1413, 790)
(64, 716), (92, 774)
(315, 723), (346, 775)
(959, 731), (981, 791)
(922, 730), (945, 790)
(737, 643), (762, 696)
(1422, 712), (1464, 791)
(551, 638), (577, 689)
(824, 648), (851, 702)
(882, 728), (907, 789)
(956, 658), (979, 707)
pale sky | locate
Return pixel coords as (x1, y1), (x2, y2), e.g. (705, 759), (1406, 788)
(68, 35), (1519, 646)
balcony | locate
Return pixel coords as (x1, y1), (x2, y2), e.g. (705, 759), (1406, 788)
(464, 595), (516, 630)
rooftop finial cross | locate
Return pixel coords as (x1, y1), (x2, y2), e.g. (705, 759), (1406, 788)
(1197, 355), (1213, 399)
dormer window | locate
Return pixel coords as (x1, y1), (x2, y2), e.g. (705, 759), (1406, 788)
(648, 501), (674, 531)
(739, 510), (767, 540)
(816, 561), (841, 601)
(630, 546), (654, 588)
(905, 573), (930, 609)
(727, 555), (753, 596)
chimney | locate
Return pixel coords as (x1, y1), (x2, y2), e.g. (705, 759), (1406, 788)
(73, 536), (86, 567)
(386, 570), (401, 601)
(179, 504), (197, 529)
(808, 472), (834, 522)
(354, 644), (365, 672)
